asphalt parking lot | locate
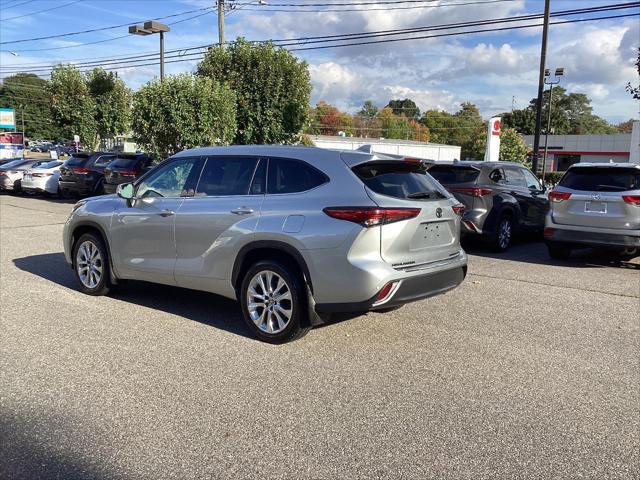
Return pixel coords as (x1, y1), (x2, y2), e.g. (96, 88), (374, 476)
(1, 193), (638, 479)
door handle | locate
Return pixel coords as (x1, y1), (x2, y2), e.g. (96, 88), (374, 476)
(159, 209), (175, 217)
(231, 207), (254, 215)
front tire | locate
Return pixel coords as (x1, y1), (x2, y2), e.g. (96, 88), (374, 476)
(240, 260), (310, 344)
(72, 233), (112, 296)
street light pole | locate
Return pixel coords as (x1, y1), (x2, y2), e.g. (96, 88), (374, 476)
(129, 21), (170, 82)
(532, 0), (551, 175)
(541, 67), (564, 183)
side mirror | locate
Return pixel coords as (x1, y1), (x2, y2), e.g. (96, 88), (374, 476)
(116, 183), (134, 199)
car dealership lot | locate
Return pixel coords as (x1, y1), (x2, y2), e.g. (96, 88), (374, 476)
(1, 194), (638, 479)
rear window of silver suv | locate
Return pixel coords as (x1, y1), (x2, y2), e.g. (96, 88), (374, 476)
(559, 167), (640, 192)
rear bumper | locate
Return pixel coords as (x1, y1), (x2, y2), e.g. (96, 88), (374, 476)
(59, 179), (94, 194)
(315, 264), (467, 313)
(545, 227), (640, 248)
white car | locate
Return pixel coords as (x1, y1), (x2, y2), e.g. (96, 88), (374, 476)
(0, 158), (42, 192)
(22, 160), (66, 195)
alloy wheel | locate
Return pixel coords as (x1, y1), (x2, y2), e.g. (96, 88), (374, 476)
(76, 240), (103, 289)
(498, 218), (512, 250)
(246, 270), (293, 334)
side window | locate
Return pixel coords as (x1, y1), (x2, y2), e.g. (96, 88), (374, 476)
(267, 158), (328, 194)
(522, 168), (542, 190)
(489, 168), (506, 184)
(93, 155), (115, 167)
(504, 168), (527, 187)
(249, 159), (266, 195)
(136, 157), (201, 198)
(195, 157), (259, 196)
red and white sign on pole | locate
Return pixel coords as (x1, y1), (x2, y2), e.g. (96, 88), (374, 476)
(484, 117), (501, 162)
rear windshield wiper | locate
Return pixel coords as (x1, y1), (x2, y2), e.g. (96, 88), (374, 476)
(406, 191), (445, 199)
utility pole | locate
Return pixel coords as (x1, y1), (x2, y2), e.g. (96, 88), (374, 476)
(218, 0), (225, 46)
(21, 104), (25, 158)
(531, 0), (551, 175)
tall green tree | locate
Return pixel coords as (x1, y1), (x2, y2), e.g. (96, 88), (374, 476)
(197, 39), (311, 144)
(86, 68), (132, 144)
(500, 87), (617, 135)
(386, 98), (420, 119)
(132, 74), (236, 159)
(499, 128), (529, 165)
(0, 73), (60, 140)
(358, 100), (378, 120)
(50, 65), (97, 146)
(422, 103), (485, 159)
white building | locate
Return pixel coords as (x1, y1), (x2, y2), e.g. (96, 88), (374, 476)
(522, 121), (639, 172)
(310, 135), (462, 161)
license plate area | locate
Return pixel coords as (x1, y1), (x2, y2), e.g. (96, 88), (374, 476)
(585, 201), (607, 213)
(410, 221), (451, 249)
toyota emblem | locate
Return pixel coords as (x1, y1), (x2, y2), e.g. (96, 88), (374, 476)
(592, 193), (601, 201)
(435, 207), (443, 218)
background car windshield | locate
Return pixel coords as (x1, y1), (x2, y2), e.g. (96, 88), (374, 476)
(1, 159), (28, 169)
(137, 158), (197, 198)
(428, 165), (480, 184)
(353, 162), (446, 199)
(559, 167), (640, 192)
(34, 161), (63, 169)
(110, 158), (142, 169)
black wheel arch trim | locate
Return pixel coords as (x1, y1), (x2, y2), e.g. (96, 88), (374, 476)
(232, 240), (313, 294)
(70, 220), (118, 283)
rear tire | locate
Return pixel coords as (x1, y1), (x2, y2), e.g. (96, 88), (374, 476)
(72, 233), (112, 296)
(240, 260), (310, 344)
(547, 242), (572, 260)
(489, 214), (514, 252)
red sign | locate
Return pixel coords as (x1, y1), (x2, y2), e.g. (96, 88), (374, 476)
(491, 119), (501, 136)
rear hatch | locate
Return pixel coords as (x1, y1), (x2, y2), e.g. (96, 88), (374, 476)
(59, 154), (91, 182)
(104, 157), (143, 185)
(351, 159), (462, 269)
(551, 166), (640, 230)
(427, 163), (482, 211)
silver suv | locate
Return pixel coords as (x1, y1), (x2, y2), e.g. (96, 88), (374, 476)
(63, 146), (468, 343)
(545, 163), (640, 259)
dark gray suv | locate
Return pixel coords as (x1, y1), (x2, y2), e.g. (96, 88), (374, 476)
(428, 161), (549, 251)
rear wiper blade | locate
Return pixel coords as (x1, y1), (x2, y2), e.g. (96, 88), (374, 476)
(406, 191), (444, 199)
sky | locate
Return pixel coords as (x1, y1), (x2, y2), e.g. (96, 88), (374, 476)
(0, 0), (638, 124)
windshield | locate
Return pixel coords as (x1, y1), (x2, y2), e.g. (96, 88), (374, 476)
(559, 167), (640, 192)
(353, 161), (448, 200)
(33, 161), (63, 169)
(428, 165), (481, 184)
(109, 158), (143, 169)
(0, 159), (28, 169)
(66, 155), (90, 166)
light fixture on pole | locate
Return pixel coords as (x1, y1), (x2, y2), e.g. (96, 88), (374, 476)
(541, 67), (565, 183)
(128, 21), (170, 81)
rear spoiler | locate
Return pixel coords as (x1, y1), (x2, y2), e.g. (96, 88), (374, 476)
(342, 144), (434, 167)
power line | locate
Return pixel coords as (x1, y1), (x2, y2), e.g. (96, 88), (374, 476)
(1, 0), (82, 21)
(0, 0), (37, 10)
(0, 8), (636, 78)
(0, 6), (214, 45)
(2, 2), (635, 73)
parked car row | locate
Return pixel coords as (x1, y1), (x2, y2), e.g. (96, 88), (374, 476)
(0, 152), (153, 197)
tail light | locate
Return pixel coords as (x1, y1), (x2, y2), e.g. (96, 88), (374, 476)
(449, 187), (492, 197)
(71, 166), (90, 174)
(32, 173), (53, 177)
(119, 169), (137, 176)
(548, 191), (571, 202)
(622, 195), (640, 205)
(452, 204), (465, 215)
(544, 227), (554, 238)
(323, 207), (421, 227)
